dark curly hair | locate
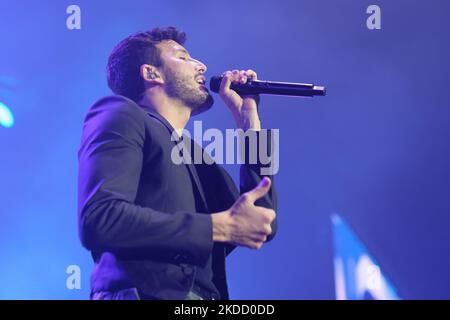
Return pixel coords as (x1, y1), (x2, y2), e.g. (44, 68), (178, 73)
(106, 27), (186, 102)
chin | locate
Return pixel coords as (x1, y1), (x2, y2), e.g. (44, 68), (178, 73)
(191, 94), (214, 116)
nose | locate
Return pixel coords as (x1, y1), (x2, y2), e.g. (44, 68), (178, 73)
(195, 59), (207, 74)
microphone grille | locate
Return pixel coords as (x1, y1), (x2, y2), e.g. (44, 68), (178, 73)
(209, 76), (223, 93)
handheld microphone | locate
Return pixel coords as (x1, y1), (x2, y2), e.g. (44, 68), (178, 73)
(209, 76), (326, 97)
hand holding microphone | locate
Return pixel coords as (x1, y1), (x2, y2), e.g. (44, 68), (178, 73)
(218, 69), (262, 131)
(210, 73), (326, 97)
(213, 69), (326, 130)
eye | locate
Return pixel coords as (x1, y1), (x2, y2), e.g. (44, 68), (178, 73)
(179, 56), (188, 60)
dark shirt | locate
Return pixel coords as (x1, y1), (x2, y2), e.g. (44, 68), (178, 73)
(189, 165), (221, 299)
(145, 115), (220, 299)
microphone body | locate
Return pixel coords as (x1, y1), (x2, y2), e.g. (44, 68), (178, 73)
(209, 76), (326, 97)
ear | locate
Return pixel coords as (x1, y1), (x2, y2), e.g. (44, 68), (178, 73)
(140, 64), (164, 85)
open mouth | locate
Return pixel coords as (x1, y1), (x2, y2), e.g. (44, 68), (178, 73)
(195, 75), (206, 86)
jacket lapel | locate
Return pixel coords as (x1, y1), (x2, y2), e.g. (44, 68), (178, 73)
(142, 108), (210, 213)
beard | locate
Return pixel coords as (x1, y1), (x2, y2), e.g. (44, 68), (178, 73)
(164, 68), (214, 116)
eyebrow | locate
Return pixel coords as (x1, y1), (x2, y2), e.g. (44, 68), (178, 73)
(174, 48), (190, 55)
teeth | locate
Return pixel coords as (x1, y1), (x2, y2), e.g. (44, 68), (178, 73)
(196, 76), (205, 85)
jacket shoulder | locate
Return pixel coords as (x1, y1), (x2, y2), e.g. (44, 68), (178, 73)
(85, 95), (146, 120)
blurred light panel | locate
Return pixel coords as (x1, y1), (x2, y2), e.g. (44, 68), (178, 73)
(0, 101), (14, 128)
(332, 214), (401, 300)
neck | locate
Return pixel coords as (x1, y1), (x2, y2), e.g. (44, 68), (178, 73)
(139, 88), (191, 135)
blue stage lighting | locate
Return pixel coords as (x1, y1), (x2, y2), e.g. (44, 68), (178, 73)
(0, 101), (14, 128)
(332, 214), (401, 300)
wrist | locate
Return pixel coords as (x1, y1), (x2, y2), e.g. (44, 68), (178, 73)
(211, 210), (232, 242)
(234, 109), (261, 131)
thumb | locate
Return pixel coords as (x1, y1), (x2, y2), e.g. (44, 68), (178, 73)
(245, 177), (272, 203)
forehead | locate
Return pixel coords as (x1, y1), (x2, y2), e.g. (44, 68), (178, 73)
(157, 39), (188, 55)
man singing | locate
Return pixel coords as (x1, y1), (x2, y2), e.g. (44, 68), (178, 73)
(78, 27), (277, 300)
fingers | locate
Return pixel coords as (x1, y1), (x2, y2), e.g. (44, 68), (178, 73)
(255, 208), (275, 240)
(243, 220), (271, 249)
(237, 69), (258, 83)
(247, 234), (268, 250)
(244, 69), (257, 81)
(220, 69), (258, 90)
(248, 241), (264, 250)
(243, 177), (272, 203)
(232, 198), (274, 251)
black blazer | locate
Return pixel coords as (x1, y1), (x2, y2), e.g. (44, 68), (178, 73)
(77, 95), (277, 300)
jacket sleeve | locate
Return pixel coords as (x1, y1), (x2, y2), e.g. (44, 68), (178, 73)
(240, 129), (278, 241)
(225, 129), (279, 256)
(77, 97), (213, 267)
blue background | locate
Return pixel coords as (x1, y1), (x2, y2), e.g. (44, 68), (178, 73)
(1, 0), (449, 299)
